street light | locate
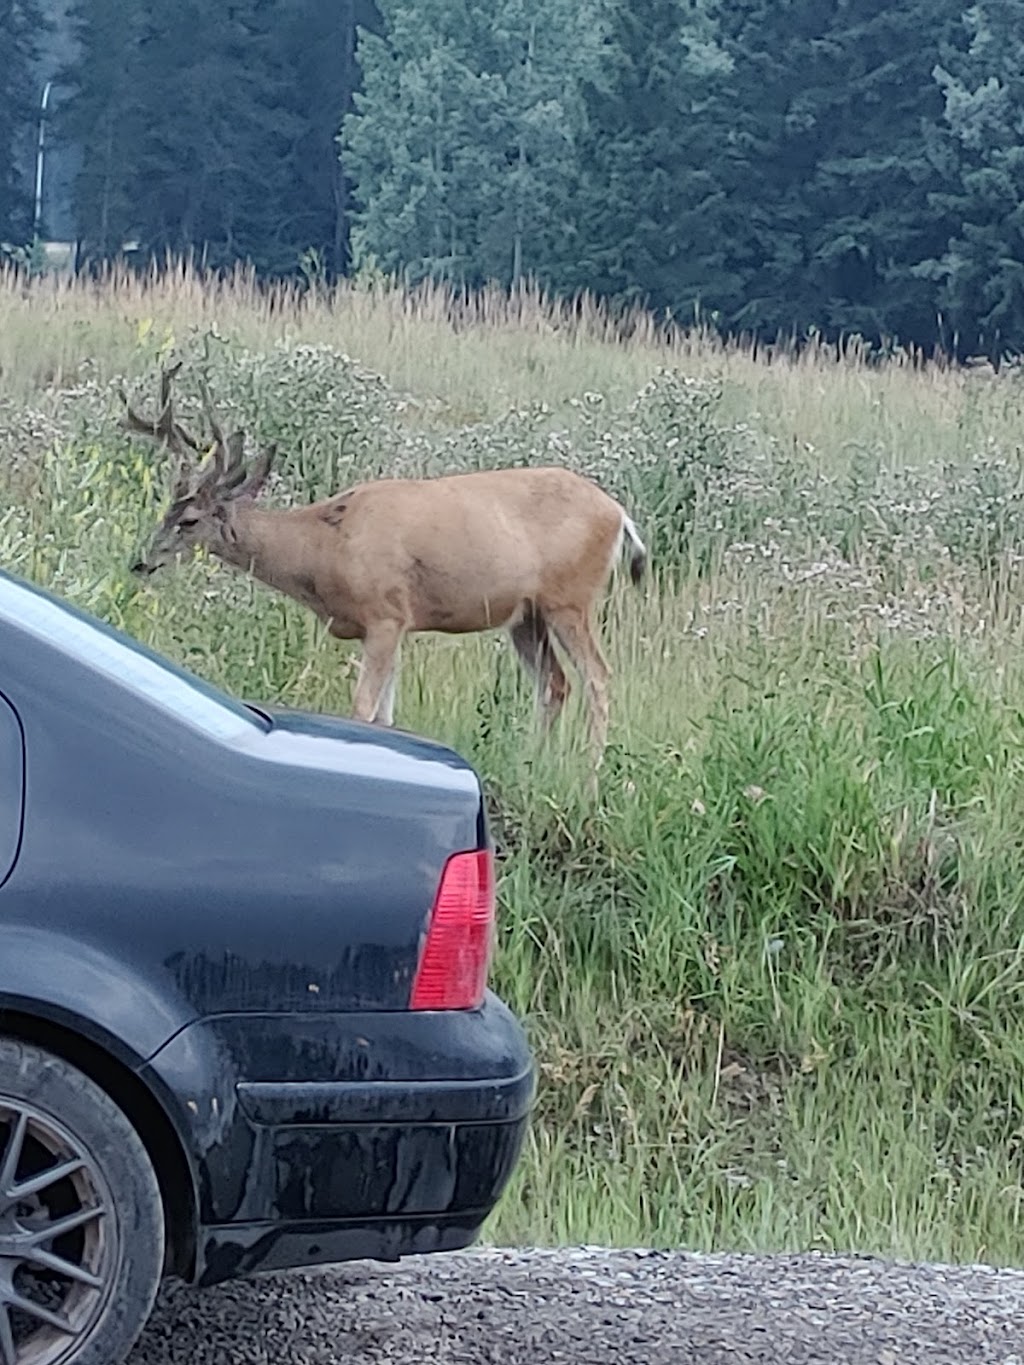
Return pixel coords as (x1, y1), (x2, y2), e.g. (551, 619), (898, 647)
(34, 79), (53, 242)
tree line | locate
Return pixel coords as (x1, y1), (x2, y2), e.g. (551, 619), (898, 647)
(2, 0), (1023, 357)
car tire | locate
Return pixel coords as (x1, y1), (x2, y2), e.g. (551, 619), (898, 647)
(0, 1037), (166, 1365)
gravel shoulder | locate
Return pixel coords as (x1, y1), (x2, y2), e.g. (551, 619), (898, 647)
(131, 1246), (1024, 1364)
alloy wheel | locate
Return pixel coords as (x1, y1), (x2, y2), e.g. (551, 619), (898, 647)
(0, 1098), (115, 1365)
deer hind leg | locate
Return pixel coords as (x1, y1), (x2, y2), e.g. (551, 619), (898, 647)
(546, 606), (611, 777)
(352, 623), (404, 724)
(509, 609), (570, 733)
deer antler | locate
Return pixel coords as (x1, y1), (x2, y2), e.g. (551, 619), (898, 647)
(193, 376), (248, 494)
(120, 361), (254, 499)
(118, 360), (207, 497)
(118, 360), (202, 455)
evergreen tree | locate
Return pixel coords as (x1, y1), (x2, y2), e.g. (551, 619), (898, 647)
(567, 0), (731, 321)
(918, 3), (1024, 355)
(805, 0), (963, 347)
(63, 0), (378, 274)
(125, 0), (302, 272)
(484, 0), (600, 286)
(342, 1), (465, 279)
(59, 0), (144, 259)
(0, 0), (47, 244)
(711, 0), (961, 347)
(278, 0), (380, 277)
(342, 0), (598, 287)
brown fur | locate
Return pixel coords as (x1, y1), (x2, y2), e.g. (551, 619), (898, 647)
(123, 368), (648, 774)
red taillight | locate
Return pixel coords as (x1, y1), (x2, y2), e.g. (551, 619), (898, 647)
(410, 849), (495, 1011)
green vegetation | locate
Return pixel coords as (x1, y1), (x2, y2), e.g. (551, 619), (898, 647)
(3, 265), (1024, 1264)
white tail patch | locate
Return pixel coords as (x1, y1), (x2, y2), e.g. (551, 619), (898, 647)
(622, 514), (646, 557)
(613, 511), (648, 585)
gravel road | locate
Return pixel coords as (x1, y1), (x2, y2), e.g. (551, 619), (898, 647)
(129, 1245), (1024, 1364)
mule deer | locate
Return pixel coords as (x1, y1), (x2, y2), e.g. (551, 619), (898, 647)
(122, 365), (647, 770)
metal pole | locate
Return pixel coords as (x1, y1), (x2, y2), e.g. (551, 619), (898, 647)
(34, 80), (53, 241)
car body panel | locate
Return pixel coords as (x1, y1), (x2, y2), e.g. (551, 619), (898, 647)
(0, 569), (486, 1021)
(0, 691), (23, 888)
(0, 932), (192, 1068)
(0, 567), (534, 1287)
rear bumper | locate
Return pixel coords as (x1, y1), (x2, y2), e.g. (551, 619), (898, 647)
(234, 1063), (534, 1125)
(199, 1214), (491, 1285)
(143, 992), (535, 1287)
(236, 1059), (532, 1124)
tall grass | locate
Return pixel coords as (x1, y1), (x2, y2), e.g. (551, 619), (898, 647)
(3, 264), (1024, 1265)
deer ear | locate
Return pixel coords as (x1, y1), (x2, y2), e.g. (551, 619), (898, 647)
(231, 444), (276, 501)
(221, 458), (249, 494)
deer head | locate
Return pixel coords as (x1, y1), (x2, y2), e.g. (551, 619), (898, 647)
(121, 364), (275, 575)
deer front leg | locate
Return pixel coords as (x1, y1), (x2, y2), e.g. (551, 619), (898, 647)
(352, 623), (403, 724)
(373, 656), (399, 726)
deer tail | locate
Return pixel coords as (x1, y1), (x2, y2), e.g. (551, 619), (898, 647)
(621, 513), (648, 587)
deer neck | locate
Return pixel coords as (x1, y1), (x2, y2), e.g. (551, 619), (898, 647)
(207, 502), (320, 609)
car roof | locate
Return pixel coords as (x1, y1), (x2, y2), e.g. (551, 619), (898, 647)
(0, 567), (263, 743)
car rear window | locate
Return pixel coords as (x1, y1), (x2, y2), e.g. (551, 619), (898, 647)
(0, 572), (264, 743)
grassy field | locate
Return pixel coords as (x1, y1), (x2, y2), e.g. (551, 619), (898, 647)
(3, 264), (1024, 1265)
